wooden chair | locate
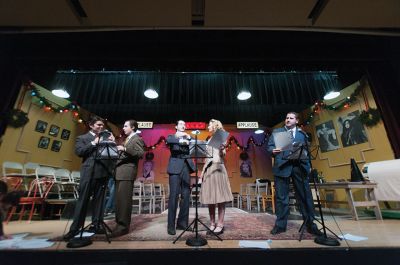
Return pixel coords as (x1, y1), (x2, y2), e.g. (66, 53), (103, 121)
(261, 181), (275, 213)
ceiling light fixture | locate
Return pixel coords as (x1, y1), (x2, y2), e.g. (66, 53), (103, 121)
(323, 91), (340, 100)
(237, 90), (251, 100)
(254, 129), (264, 134)
(144, 88), (159, 99)
(51, 88), (70, 98)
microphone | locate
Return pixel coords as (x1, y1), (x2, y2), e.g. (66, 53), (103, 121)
(191, 130), (201, 135)
(99, 130), (111, 138)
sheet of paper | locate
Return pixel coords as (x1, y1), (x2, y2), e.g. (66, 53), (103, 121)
(339, 233), (368, 241)
(239, 240), (271, 249)
(208, 129), (229, 149)
(273, 131), (293, 151)
(0, 233), (54, 249)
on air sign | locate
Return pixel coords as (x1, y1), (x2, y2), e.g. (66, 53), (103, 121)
(236, 122), (259, 129)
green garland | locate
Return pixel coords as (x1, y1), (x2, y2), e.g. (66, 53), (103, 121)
(7, 109), (29, 128)
(359, 108), (381, 127)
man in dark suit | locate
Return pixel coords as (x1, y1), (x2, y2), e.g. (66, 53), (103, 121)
(111, 120), (145, 238)
(63, 116), (115, 241)
(267, 112), (322, 236)
(166, 120), (195, 235)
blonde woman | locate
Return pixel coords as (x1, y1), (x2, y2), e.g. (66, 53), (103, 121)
(200, 119), (233, 235)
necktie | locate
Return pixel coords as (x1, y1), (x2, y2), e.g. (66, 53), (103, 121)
(290, 129), (295, 139)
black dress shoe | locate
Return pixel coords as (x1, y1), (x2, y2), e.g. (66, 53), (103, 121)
(213, 226), (224, 235)
(87, 225), (105, 234)
(176, 225), (187, 230)
(167, 228), (176, 235)
(270, 226), (286, 235)
(110, 229), (129, 238)
(307, 224), (324, 236)
(63, 230), (78, 241)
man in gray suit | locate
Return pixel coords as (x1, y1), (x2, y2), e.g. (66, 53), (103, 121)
(267, 112), (322, 236)
(63, 116), (115, 241)
(111, 120), (145, 238)
(166, 120), (195, 235)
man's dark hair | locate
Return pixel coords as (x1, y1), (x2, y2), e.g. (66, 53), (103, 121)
(0, 180), (7, 194)
(287, 112), (299, 120)
(127, 120), (138, 132)
(88, 116), (104, 126)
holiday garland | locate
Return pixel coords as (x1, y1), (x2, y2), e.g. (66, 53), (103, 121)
(27, 82), (83, 123)
(143, 133), (270, 151)
(302, 79), (381, 127)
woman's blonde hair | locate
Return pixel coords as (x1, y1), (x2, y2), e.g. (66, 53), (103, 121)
(209, 119), (224, 133)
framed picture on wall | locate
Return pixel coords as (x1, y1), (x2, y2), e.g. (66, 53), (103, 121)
(48, 125), (60, 137)
(51, 140), (62, 152)
(315, 120), (340, 153)
(61, 129), (71, 140)
(38, 136), (50, 149)
(35, 120), (48, 133)
(337, 110), (368, 147)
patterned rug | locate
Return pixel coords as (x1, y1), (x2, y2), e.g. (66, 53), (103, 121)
(91, 208), (314, 241)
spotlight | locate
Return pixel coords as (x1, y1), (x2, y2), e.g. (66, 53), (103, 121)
(144, 88), (159, 99)
(237, 90), (251, 100)
(52, 88), (70, 98)
(323, 91), (340, 100)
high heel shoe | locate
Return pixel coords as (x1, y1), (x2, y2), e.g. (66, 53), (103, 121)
(213, 226), (224, 235)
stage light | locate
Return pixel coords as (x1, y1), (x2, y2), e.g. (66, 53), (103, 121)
(52, 88), (70, 98)
(144, 88), (159, 99)
(254, 129), (264, 134)
(237, 90), (251, 100)
(323, 91), (340, 100)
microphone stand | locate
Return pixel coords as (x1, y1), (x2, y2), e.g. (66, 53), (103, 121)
(67, 140), (118, 248)
(297, 132), (341, 246)
(173, 132), (222, 246)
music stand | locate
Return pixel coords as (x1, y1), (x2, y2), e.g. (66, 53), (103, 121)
(173, 133), (222, 246)
(66, 140), (118, 248)
(284, 140), (340, 246)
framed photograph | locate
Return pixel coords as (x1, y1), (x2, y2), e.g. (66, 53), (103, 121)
(315, 120), (340, 153)
(38, 136), (50, 149)
(51, 140), (62, 152)
(240, 160), (252, 178)
(61, 129), (71, 140)
(35, 120), (48, 133)
(49, 124), (60, 137)
(337, 110), (368, 147)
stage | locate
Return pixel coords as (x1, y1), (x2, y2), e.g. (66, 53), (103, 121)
(1, 207), (400, 265)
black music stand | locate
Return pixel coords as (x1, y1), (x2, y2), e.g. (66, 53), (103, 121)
(284, 140), (340, 246)
(173, 133), (222, 246)
(66, 139), (118, 248)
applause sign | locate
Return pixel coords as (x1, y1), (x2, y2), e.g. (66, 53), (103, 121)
(185, 122), (207, 130)
(138, 121), (154, 129)
(236, 121), (259, 129)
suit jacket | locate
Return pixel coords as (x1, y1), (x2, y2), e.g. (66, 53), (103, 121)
(115, 134), (145, 181)
(75, 132), (112, 179)
(267, 127), (310, 177)
(166, 134), (195, 175)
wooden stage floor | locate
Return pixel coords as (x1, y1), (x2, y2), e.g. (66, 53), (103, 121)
(3, 207), (400, 251)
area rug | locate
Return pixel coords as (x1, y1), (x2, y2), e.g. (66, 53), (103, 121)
(92, 208), (313, 241)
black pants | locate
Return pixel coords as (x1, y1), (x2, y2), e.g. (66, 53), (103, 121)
(69, 176), (107, 232)
(167, 165), (190, 229)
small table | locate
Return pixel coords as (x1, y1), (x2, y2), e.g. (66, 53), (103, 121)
(316, 181), (383, 221)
